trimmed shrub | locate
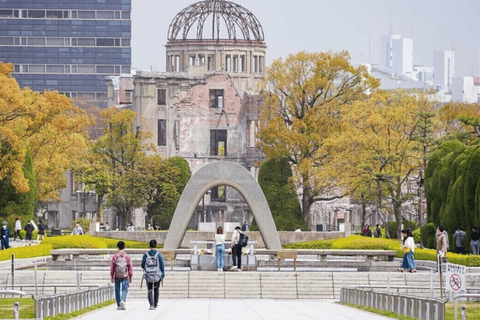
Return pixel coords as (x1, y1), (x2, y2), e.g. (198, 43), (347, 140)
(99, 237), (149, 249)
(412, 228), (421, 244)
(41, 235), (107, 249)
(331, 235), (400, 251)
(283, 239), (336, 249)
(420, 223), (436, 249)
(0, 244), (52, 261)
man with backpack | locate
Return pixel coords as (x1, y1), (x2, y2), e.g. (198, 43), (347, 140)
(141, 239), (165, 310)
(453, 226), (466, 254)
(110, 241), (133, 310)
(230, 226), (245, 271)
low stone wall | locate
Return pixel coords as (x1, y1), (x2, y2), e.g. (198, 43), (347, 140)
(94, 230), (345, 248)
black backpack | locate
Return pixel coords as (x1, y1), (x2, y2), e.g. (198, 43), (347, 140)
(239, 233), (248, 247)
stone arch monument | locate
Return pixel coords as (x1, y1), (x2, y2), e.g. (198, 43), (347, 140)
(164, 162), (282, 250)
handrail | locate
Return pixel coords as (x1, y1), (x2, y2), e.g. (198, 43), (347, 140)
(341, 287), (447, 320)
(0, 290), (26, 297)
(453, 294), (480, 320)
(34, 285), (114, 319)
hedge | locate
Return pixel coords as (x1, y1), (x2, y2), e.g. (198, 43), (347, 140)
(283, 239), (336, 249)
(100, 237), (149, 249)
(0, 244), (52, 261)
(41, 235), (108, 249)
(331, 235), (400, 251)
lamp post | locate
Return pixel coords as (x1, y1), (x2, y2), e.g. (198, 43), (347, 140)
(202, 190), (212, 223)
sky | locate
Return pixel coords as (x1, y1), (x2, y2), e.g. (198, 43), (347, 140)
(131, 0), (480, 77)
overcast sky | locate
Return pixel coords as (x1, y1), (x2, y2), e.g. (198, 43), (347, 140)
(132, 0), (479, 76)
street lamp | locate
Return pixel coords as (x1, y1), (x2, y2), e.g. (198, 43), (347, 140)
(202, 190), (212, 223)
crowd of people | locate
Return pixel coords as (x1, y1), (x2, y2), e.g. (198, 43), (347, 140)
(0, 217), (47, 249)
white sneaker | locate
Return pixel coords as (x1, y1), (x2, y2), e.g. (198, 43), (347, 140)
(230, 266), (237, 271)
(237, 268), (242, 272)
(120, 301), (125, 310)
(149, 306), (154, 310)
(217, 268), (222, 272)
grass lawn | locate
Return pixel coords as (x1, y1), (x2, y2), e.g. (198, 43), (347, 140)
(44, 299), (115, 320)
(0, 298), (35, 319)
(0, 297), (115, 319)
(343, 302), (480, 320)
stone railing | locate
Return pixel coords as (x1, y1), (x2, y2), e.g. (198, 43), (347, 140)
(93, 230), (345, 247)
(340, 287), (446, 320)
(34, 285), (114, 319)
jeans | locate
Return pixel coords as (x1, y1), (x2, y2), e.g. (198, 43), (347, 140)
(147, 280), (161, 307)
(455, 246), (465, 254)
(232, 244), (242, 269)
(472, 240), (479, 255)
(114, 278), (129, 306)
(1, 237), (9, 249)
(216, 244), (225, 269)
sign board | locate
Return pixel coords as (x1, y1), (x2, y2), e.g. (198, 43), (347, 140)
(445, 263), (466, 292)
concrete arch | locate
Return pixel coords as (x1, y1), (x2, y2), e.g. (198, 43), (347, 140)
(164, 161), (282, 250)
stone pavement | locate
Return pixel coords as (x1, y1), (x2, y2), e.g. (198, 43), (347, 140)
(74, 299), (394, 320)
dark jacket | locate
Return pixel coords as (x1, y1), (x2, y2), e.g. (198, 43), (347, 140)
(24, 223), (34, 235)
(38, 223), (45, 235)
(141, 249), (165, 280)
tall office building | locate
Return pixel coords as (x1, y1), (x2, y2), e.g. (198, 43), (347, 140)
(380, 34), (413, 78)
(433, 50), (455, 92)
(0, 0), (131, 106)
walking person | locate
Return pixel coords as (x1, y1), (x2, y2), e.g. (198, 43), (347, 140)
(71, 222), (84, 235)
(374, 224), (382, 238)
(230, 226), (242, 271)
(471, 226), (480, 255)
(24, 220), (34, 246)
(110, 241), (133, 310)
(1, 221), (10, 249)
(14, 217), (22, 242)
(141, 239), (165, 310)
(398, 229), (416, 273)
(215, 226), (225, 272)
(453, 226), (466, 254)
(436, 226), (448, 272)
(37, 220), (46, 242)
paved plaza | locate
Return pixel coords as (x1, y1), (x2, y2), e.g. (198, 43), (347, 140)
(74, 299), (394, 320)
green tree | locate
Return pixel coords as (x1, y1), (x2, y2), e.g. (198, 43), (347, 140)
(147, 156), (191, 230)
(0, 149), (37, 220)
(251, 157), (307, 231)
(257, 51), (379, 226)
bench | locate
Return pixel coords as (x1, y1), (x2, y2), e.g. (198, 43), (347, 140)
(254, 249), (397, 271)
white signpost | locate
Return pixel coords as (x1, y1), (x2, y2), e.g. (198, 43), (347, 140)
(446, 263), (466, 293)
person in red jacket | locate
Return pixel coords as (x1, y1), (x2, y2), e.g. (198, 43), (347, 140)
(110, 241), (133, 310)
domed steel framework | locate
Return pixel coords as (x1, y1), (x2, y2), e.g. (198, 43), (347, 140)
(168, 0), (265, 42)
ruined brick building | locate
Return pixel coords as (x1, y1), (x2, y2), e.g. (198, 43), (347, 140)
(107, 0), (267, 230)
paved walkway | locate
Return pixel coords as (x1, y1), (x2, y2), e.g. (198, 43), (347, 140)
(74, 299), (394, 320)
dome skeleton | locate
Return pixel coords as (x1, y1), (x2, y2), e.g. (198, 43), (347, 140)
(168, 0), (265, 42)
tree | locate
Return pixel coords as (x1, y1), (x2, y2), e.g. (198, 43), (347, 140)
(147, 156), (191, 230)
(0, 63), (90, 201)
(252, 157), (307, 231)
(76, 108), (181, 228)
(333, 89), (425, 238)
(257, 51), (379, 226)
(0, 149), (37, 220)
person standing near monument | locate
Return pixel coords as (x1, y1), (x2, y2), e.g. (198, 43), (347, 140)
(110, 241), (133, 310)
(215, 226), (225, 272)
(230, 226), (242, 271)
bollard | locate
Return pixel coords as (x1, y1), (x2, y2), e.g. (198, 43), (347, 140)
(13, 302), (19, 319)
(461, 306), (466, 320)
(11, 254), (15, 290)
